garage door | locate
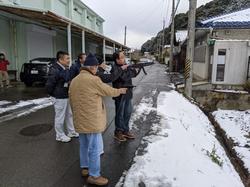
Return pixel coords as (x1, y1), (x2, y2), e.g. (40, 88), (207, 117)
(27, 28), (54, 60)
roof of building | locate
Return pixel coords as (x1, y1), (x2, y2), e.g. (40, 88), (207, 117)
(198, 8), (250, 29)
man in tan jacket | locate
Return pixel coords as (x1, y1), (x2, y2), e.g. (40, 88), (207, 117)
(69, 53), (127, 186)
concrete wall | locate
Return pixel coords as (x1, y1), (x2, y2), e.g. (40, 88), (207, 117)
(214, 29), (250, 40)
(212, 40), (250, 85)
(193, 35), (209, 80)
(18, 0), (46, 9)
(193, 60), (209, 80)
(0, 0), (50, 10)
(0, 17), (13, 69)
(53, 0), (69, 18)
(193, 90), (250, 111)
(16, 21), (28, 72)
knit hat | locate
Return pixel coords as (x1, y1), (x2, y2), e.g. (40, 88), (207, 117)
(84, 53), (99, 66)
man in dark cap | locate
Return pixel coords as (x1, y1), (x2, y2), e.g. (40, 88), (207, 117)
(69, 53), (127, 186)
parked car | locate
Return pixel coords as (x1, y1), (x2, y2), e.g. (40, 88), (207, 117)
(140, 58), (154, 63)
(20, 57), (56, 87)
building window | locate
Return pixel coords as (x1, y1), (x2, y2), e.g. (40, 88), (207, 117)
(216, 49), (226, 82)
(87, 15), (93, 21)
(96, 21), (101, 26)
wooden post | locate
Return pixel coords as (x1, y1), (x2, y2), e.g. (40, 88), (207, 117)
(184, 0), (197, 98)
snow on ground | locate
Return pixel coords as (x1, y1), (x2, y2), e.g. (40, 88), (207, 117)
(213, 110), (250, 172)
(0, 101), (11, 106)
(118, 91), (244, 187)
(214, 89), (248, 94)
(129, 90), (156, 130)
(0, 97), (53, 114)
(0, 98), (53, 123)
(15, 99), (53, 118)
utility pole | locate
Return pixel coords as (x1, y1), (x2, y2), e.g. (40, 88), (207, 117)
(169, 0), (175, 72)
(184, 0), (197, 98)
(161, 19), (165, 63)
(124, 26), (127, 46)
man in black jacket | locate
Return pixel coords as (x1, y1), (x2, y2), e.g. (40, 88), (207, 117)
(46, 51), (78, 143)
(112, 51), (140, 142)
(97, 61), (128, 83)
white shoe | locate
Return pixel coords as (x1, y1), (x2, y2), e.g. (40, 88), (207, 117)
(68, 132), (79, 138)
(56, 135), (71, 143)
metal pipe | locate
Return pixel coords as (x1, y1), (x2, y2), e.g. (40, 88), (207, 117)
(82, 30), (85, 53)
(67, 23), (72, 65)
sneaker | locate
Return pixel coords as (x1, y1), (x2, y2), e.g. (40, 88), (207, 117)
(123, 131), (135, 139)
(68, 132), (79, 138)
(81, 168), (89, 177)
(114, 131), (127, 142)
(87, 176), (109, 186)
(56, 135), (71, 143)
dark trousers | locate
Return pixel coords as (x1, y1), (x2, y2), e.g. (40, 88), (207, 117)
(115, 96), (133, 133)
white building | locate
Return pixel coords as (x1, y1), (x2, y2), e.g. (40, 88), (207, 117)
(192, 8), (250, 86)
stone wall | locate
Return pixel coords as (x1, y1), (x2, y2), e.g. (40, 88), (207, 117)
(192, 90), (250, 111)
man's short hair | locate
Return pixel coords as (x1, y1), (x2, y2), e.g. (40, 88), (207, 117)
(113, 50), (123, 61)
(78, 53), (86, 60)
(56, 51), (69, 61)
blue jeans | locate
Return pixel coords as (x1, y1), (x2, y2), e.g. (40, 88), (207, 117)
(115, 96), (133, 133)
(79, 133), (103, 177)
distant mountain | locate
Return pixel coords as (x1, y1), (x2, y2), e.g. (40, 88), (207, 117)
(141, 0), (250, 53)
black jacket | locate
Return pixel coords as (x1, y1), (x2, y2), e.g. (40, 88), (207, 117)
(112, 63), (138, 99)
(70, 60), (82, 80)
(96, 65), (123, 83)
(46, 62), (71, 99)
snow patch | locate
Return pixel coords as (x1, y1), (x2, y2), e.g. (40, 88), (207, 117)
(0, 101), (11, 106)
(118, 91), (244, 187)
(214, 89), (248, 94)
(129, 90), (157, 130)
(213, 110), (250, 172)
(202, 8), (250, 24)
(0, 98), (53, 114)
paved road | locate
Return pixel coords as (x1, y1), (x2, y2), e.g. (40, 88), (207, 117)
(0, 63), (172, 187)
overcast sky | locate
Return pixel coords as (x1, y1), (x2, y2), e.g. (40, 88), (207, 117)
(82, 0), (213, 49)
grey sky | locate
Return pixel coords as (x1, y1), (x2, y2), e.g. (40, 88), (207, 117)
(82, 0), (213, 49)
